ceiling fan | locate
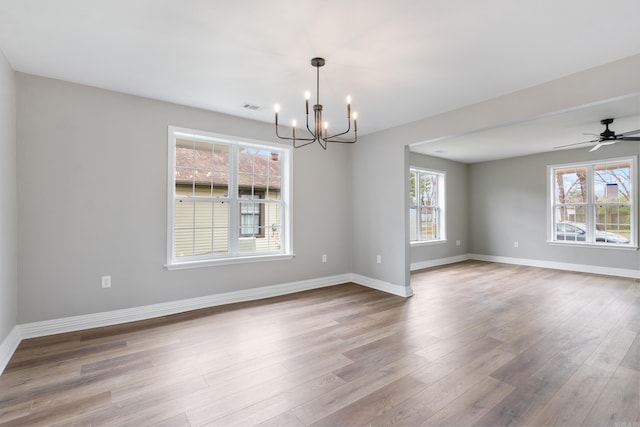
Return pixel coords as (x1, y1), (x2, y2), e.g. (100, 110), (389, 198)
(555, 118), (640, 152)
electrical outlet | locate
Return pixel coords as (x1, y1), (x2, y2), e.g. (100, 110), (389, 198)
(322, 254), (327, 263)
(376, 255), (382, 264)
(513, 241), (519, 248)
(456, 240), (461, 246)
(101, 275), (111, 288)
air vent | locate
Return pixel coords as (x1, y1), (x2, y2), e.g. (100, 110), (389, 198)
(243, 104), (261, 111)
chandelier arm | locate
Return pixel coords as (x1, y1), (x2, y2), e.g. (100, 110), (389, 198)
(276, 135), (317, 143)
(305, 110), (317, 139)
(275, 125), (316, 143)
(324, 131), (352, 141)
(325, 117), (353, 140)
(294, 139), (318, 148)
(276, 134), (316, 143)
(324, 136), (358, 144)
(324, 130), (357, 143)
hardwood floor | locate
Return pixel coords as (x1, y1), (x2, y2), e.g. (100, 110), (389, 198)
(1, 260), (638, 426)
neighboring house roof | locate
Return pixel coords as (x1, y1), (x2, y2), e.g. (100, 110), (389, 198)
(175, 146), (281, 190)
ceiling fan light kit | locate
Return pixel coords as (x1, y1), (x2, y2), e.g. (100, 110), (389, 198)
(274, 57), (358, 150)
(555, 118), (640, 152)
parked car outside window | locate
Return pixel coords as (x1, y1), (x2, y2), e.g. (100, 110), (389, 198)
(556, 221), (629, 244)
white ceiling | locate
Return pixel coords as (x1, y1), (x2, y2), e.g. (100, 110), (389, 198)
(1, 0), (640, 162)
(411, 95), (640, 163)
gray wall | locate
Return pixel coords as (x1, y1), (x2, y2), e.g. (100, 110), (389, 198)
(0, 50), (17, 342)
(350, 136), (409, 291)
(469, 143), (640, 270)
(16, 73), (352, 323)
(409, 152), (469, 264)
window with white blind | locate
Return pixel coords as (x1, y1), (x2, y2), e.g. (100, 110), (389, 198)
(409, 168), (446, 243)
(549, 157), (637, 247)
(167, 126), (292, 268)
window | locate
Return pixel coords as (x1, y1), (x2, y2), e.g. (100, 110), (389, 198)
(549, 157), (637, 247)
(409, 168), (445, 243)
(239, 191), (264, 237)
(167, 126), (292, 268)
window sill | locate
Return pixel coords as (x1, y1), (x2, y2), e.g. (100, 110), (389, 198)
(411, 239), (447, 247)
(547, 241), (638, 251)
(166, 253), (295, 270)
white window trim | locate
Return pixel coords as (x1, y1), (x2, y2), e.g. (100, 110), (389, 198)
(409, 167), (446, 245)
(410, 239), (449, 247)
(166, 126), (294, 269)
(546, 155), (638, 249)
(166, 253), (295, 270)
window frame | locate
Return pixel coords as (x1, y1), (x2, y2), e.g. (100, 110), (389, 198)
(409, 167), (446, 245)
(547, 156), (638, 249)
(166, 126), (293, 270)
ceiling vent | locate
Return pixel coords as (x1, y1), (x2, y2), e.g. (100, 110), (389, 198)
(243, 103), (261, 111)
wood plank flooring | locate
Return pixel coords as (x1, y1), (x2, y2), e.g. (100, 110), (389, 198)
(1, 260), (638, 426)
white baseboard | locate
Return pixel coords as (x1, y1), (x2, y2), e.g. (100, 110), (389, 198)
(0, 326), (21, 374)
(411, 254), (471, 272)
(409, 252), (638, 279)
(468, 254), (640, 279)
(350, 274), (414, 297)
(18, 274), (352, 340)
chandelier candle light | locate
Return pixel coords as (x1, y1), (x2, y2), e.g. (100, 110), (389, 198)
(275, 57), (358, 149)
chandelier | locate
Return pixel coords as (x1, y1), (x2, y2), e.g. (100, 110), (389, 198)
(274, 57), (358, 149)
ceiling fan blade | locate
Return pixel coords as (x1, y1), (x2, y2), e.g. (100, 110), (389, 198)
(589, 140), (617, 152)
(589, 142), (603, 152)
(620, 128), (640, 137)
(554, 139), (599, 149)
(619, 136), (640, 141)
